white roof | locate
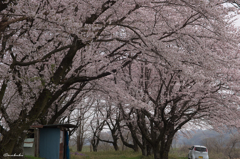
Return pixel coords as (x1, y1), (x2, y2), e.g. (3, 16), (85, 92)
(193, 145), (207, 148)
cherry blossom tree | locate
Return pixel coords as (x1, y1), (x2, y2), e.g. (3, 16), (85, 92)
(0, 0), (145, 156)
(1, 0), (240, 158)
(105, 58), (240, 159)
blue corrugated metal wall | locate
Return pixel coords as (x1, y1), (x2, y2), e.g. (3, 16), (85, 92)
(39, 128), (60, 159)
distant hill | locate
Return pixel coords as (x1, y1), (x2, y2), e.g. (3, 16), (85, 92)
(173, 129), (236, 147)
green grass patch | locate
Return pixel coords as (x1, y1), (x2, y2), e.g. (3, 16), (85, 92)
(71, 151), (142, 159)
(70, 151), (188, 159)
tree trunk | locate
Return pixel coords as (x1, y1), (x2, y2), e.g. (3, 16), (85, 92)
(12, 133), (26, 157)
(141, 136), (148, 156)
(140, 144), (147, 156)
(153, 144), (170, 159)
(153, 151), (161, 159)
(79, 141), (83, 152)
(77, 135), (84, 151)
(92, 145), (98, 152)
(153, 150), (169, 159)
(77, 135), (82, 151)
(112, 134), (119, 151)
(113, 142), (119, 151)
(91, 138), (99, 152)
(160, 150), (169, 159)
(77, 121), (85, 152)
(156, 134), (174, 159)
(0, 138), (16, 157)
(147, 143), (152, 156)
(0, 131), (26, 159)
(133, 138), (139, 152)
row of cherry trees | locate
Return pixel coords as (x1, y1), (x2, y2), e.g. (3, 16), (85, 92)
(1, 0), (240, 159)
(77, 58), (240, 159)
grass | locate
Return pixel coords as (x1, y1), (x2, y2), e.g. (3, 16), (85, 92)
(70, 151), (142, 159)
(24, 147), (189, 159)
(24, 151), (189, 159)
(70, 151), (188, 159)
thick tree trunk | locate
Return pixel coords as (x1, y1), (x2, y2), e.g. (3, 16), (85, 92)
(161, 151), (169, 159)
(140, 140), (151, 156)
(154, 134), (174, 159)
(0, 131), (26, 159)
(133, 138), (139, 152)
(140, 136), (149, 156)
(140, 143), (147, 156)
(0, 138), (16, 157)
(153, 144), (170, 159)
(112, 134), (119, 151)
(91, 138), (99, 152)
(147, 143), (152, 156)
(79, 142), (84, 151)
(0, 120), (36, 159)
(153, 150), (169, 159)
(152, 143), (160, 159)
(92, 145), (98, 152)
(153, 151), (161, 159)
(113, 142), (119, 151)
(77, 135), (84, 152)
(12, 133), (26, 156)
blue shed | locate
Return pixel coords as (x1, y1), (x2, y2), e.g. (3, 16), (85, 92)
(27, 124), (77, 159)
